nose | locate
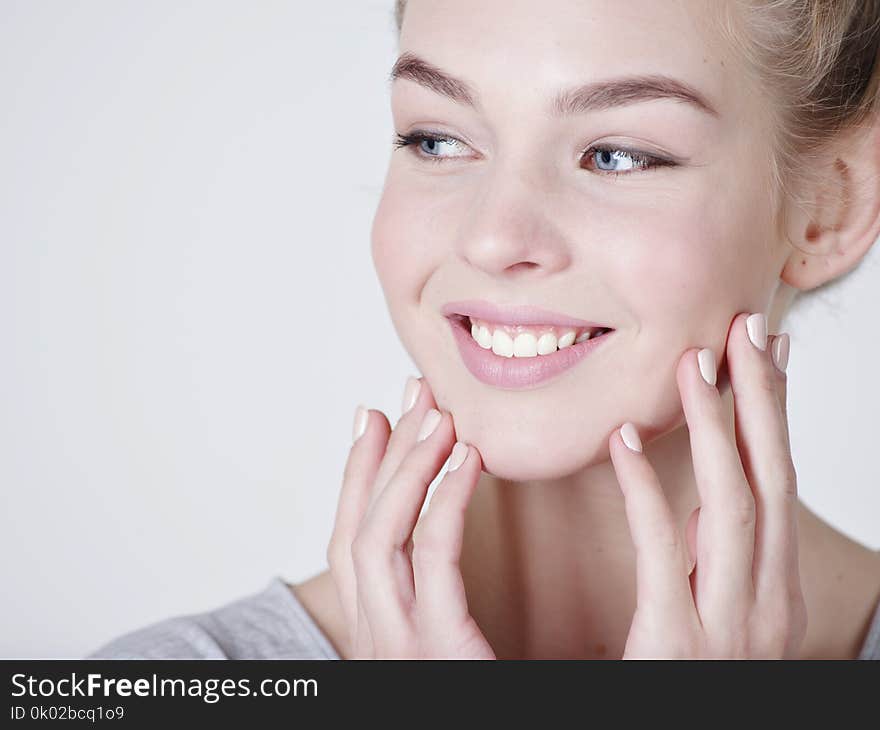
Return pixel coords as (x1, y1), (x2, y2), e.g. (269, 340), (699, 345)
(454, 166), (573, 279)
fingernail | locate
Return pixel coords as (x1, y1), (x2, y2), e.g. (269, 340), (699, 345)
(772, 332), (790, 373)
(697, 348), (717, 386)
(402, 375), (421, 415)
(446, 441), (469, 472)
(746, 312), (768, 351)
(417, 408), (442, 442)
(352, 404), (368, 443)
(620, 422), (642, 453)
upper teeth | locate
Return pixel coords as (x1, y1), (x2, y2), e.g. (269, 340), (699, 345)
(467, 316), (604, 358)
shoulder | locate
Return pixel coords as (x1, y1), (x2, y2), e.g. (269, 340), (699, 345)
(86, 577), (340, 660)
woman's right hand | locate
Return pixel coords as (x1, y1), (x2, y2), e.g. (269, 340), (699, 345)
(326, 375), (496, 659)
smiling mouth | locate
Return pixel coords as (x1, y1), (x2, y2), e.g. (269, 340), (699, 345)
(447, 313), (614, 358)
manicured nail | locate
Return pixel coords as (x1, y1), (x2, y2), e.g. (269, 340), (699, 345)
(446, 441), (469, 472)
(417, 408), (442, 442)
(772, 333), (790, 373)
(620, 422), (642, 453)
(697, 348), (717, 386)
(402, 375), (421, 415)
(746, 312), (767, 351)
(352, 405), (368, 443)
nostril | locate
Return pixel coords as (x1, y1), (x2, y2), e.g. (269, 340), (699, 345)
(506, 262), (540, 274)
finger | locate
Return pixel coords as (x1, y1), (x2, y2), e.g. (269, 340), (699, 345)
(686, 506), (699, 576)
(354, 594), (375, 658)
(367, 409), (457, 553)
(769, 333), (791, 434)
(609, 423), (697, 625)
(686, 507), (701, 601)
(327, 405), (390, 655)
(354, 408), (457, 654)
(412, 442), (487, 653)
(726, 318), (798, 605)
(678, 342), (755, 631)
(366, 375), (438, 510)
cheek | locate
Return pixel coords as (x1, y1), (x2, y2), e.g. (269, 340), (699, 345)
(371, 172), (460, 373)
(619, 184), (776, 347)
(601, 184), (777, 443)
(370, 172), (450, 305)
(371, 176), (429, 336)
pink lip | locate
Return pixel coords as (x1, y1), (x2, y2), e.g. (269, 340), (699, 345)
(441, 299), (607, 328)
(446, 315), (615, 390)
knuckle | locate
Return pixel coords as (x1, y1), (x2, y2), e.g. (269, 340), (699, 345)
(350, 530), (382, 571)
(758, 592), (808, 657)
(411, 519), (450, 566)
(326, 539), (345, 571)
(762, 465), (798, 511)
(779, 462), (799, 499)
(727, 491), (757, 529)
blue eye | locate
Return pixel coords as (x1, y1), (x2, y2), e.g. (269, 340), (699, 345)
(393, 131), (469, 163)
(582, 145), (674, 176)
(393, 130), (676, 177)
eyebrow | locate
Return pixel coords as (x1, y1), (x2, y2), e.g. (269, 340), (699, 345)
(389, 52), (719, 118)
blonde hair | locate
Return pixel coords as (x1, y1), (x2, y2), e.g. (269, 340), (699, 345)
(715, 2), (880, 249)
(392, 0), (880, 314)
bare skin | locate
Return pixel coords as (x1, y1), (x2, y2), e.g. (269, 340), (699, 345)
(293, 505), (880, 660)
(290, 375), (880, 660)
(289, 0), (880, 660)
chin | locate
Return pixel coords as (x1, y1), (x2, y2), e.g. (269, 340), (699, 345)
(477, 446), (608, 482)
(447, 407), (614, 482)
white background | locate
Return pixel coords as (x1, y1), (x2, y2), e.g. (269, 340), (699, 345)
(1, 1), (877, 658)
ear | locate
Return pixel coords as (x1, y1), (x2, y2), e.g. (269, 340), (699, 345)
(780, 118), (880, 291)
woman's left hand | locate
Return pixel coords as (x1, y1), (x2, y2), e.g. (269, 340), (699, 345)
(608, 311), (808, 659)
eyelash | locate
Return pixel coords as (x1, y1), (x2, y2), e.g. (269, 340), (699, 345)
(394, 130), (678, 177)
(393, 130), (677, 177)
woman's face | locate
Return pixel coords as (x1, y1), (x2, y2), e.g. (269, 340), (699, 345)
(371, 0), (789, 480)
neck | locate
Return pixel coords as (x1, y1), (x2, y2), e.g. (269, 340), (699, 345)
(295, 370), (880, 660)
(459, 403), (706, 659)
(455, 383), (880, 659)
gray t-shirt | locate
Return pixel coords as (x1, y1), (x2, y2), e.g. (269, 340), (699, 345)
(88, 577), (340, 660)
(87, 575), (880, 660)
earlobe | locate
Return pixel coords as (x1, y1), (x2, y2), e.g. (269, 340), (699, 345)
(779, 119), (880, 292)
